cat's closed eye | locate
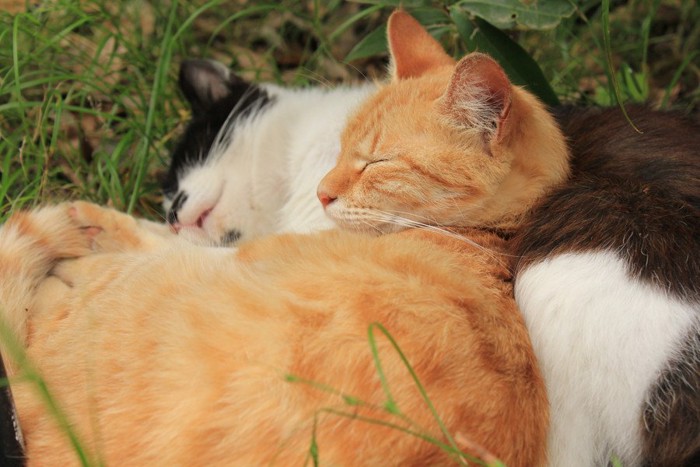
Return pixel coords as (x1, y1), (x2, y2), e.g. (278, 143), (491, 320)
(362, 158), (389, 171)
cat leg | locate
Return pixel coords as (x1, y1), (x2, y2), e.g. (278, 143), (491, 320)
(66, 201), (221, 251)
(67, 201), (178, 252)
(0, 204), (93, 374)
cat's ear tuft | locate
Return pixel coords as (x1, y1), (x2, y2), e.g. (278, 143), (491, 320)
(179, 59), (244, 114)
(387, 10), (454, 80)
(440, 53), (513, 143)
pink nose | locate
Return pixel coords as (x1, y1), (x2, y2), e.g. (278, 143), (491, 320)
(317, 191), (336, 209)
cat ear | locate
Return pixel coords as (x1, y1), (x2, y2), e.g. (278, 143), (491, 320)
(386, 10), (455, 80)
(179, 59), (245, 114)
(440, 53), (513, 143)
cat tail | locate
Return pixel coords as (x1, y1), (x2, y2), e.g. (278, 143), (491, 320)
(0, 204), (91, 375)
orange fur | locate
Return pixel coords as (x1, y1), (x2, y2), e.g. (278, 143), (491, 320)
(0, 10), (572, 467)
(3, 203), (546, 466)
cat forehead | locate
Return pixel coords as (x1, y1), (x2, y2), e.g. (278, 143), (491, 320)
(341, 73), (454, 152)
(350, 72), (451, 123)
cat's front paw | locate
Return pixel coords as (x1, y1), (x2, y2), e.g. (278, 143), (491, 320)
(1, 203), (95, 262)
(67, 201), (170, 252)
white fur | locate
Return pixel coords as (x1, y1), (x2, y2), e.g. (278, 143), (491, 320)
(165, 83), (376, 244)
(515, 251), (698, 466)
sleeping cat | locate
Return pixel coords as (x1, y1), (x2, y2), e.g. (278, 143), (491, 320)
(0, 10), (570, 466)
(161, 58), (375, 245)
(512, 106), (700, 466)
(165, 14), (700, 467)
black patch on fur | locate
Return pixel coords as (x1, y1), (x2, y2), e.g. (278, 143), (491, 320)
(167, 191), (188, 224)
(221, 229), (242, 245)
(0, 355), (24, 466)
(161, 59), (274, 198)
(511, 105), (700, 464)
(642, 329), (700, 467)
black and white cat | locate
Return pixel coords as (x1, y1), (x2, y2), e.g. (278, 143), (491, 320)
(164, 59), (700, 466)
(162, 59), (375, 245)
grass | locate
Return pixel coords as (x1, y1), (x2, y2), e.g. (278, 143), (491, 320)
(0, 312), (95, 465)
(0, 0), (698, 222)
(286, 322), (506, 467)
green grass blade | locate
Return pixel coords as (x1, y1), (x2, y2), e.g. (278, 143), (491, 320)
(660, 50), (698, 108)
(368, 322), (476, 465)
(601, 0), (642, 132)
(329, 4), (383, 42)
(126, 0), (179, 214)
(0, 314), (94, 466)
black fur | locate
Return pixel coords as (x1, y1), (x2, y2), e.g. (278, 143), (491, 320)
(221, 229), (242, 245)
(161, 59), (273, 199)
(0, 356), (24, 467)
(642, 330), (700, 466)
(167, 191), (188, 224)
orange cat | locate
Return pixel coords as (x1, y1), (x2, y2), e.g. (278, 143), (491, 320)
(0, 11), (569, 466)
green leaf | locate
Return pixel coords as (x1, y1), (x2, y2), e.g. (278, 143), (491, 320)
(409, 7), (451, 26)
(349, 0), (431, 6)
(345, 25), (386, 62)
(455, 0), (575, 30)
(451, 8), (559, 106)
(451, 6), (479, 53)
(621, 64), (648, 103)
(344, 6), (451, 63)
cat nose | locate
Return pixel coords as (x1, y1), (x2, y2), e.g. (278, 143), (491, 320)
(317, 190), (336, 209)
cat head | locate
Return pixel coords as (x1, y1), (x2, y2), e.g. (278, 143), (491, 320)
(162, 59), (276, 245)
(317, 10), (570, 234)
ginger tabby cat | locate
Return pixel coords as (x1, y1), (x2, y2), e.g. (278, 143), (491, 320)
(0, 11), (569, 466)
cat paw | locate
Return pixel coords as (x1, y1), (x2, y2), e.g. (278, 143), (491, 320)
(1, 203), (95, 262)
(67, 201), (170, 252)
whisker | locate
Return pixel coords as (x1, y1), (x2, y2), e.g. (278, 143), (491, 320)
(338, 208), (513, 266)
(378, 208), (442, 225)
(358, 217), (384, 235)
